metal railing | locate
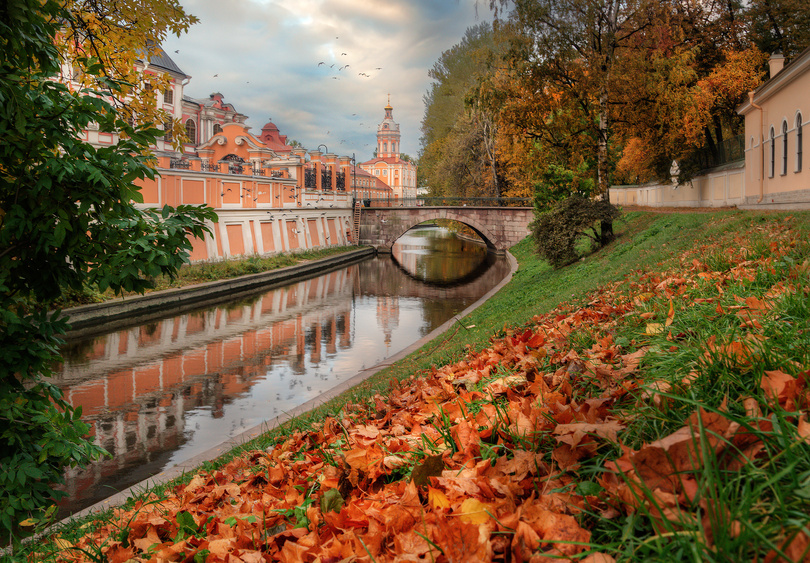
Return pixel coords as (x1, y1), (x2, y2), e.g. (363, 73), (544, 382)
(358, 196), (532, 208)
(304, 169), (317, 190)
(321, 168), (332, 190)
(684, 134), (745, 171)
(169, 158), (190, 169)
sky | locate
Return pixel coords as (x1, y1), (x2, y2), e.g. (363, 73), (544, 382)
(161, 0), (492, 162)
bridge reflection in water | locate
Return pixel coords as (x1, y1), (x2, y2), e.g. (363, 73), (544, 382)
(53, 228), (510, 517)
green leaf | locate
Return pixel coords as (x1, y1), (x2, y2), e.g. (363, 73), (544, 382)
(320, 488), (344, 514)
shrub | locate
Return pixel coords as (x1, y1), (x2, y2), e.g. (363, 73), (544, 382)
(531, 196), (620, 267)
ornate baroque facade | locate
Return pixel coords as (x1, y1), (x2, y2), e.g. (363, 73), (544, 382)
(68, 47), (396, 261)
(360, 99), (418, 201)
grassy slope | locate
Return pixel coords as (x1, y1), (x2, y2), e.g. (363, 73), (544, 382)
(30, 210), (810, 561)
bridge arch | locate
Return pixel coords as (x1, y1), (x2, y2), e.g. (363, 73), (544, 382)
(358, 206), (533, 253)
(386, 211), (498, 251)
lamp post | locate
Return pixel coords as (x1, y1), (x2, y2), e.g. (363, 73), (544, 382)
(317, 144), (328, 154)
(352, 152), (356, 204)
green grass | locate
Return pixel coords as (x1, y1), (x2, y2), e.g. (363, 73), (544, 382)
(25, 209), (810, 561)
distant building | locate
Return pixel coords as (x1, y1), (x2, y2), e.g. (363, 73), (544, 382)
(737, 48), (810, 207)
(360, 98), (418, 201)
(612, 48), (810, 209)
(180, 92), (248, 152)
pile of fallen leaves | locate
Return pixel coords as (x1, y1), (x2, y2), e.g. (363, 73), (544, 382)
(44, 218), (810, 562)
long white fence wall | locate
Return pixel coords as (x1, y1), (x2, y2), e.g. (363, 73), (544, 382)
(610, 161), (745, 208)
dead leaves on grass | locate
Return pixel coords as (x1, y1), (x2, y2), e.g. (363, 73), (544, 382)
(48, 222), (810, 562)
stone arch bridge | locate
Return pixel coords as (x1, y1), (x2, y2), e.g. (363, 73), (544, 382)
(358, 206), (534, 253)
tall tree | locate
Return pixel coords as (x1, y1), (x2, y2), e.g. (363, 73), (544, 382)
(0, 0), (214, 549)
(420, 23), (505, 198)
(745, 0), (810, 58)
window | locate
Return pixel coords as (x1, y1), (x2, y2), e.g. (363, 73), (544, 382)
(213, 123), (223, 135)
(164, 87), (174, 104)
(383, 142), (387, 152)
(184, 119), (196, 144)
(797, 113), (803, 171)
(163, 120), (172, 143)
(769, 126), (775, 178)
(782, 120), (788, 175)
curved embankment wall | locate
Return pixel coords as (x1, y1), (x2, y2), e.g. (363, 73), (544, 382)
(59, 247), (376, 340)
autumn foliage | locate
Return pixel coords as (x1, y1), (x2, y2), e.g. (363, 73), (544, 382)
(41, 215), (810, 562)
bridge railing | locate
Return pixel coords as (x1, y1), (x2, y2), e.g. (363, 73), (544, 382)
(357, 196), (532, 208)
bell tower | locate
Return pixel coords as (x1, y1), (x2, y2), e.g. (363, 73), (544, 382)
(376, 95), (400, 158)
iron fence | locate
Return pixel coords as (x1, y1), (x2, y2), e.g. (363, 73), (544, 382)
(359, 197), (532, 207)
(321, 167), (332, 190)
(169, 158), (190, 170)
(304, 169), (317, 190)
(684, 134), (745, 171)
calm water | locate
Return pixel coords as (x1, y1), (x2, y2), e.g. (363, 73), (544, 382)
(53, 227), (508, 517)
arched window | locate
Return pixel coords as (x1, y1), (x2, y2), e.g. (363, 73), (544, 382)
(797, 113), (803, 171)
(163, 120), (172, 143)
(782, 120), (788, 175)
(184, 119), (196, 144)
(213, 123), (223, 135)
(769, 126), (775, 178)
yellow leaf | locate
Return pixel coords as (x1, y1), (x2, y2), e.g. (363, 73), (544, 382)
(458, 498), (491, 525)
(646, 323), (664, 335)
(428, 487), (450, 510)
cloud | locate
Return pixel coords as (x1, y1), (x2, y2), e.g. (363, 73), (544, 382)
(162, 0), (490, 160)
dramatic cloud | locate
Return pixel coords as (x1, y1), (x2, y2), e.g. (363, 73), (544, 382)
(163, 0), (491, 161)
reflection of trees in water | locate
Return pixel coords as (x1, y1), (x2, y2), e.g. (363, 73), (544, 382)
(392, 228), (491, 285)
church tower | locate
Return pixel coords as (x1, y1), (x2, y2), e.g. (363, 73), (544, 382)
(377, 95), (400, 158)
(361, 95), (417, 201)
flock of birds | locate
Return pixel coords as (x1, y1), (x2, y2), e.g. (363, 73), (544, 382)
(315, 37), (382, 81)
(173, 36), (384, 152)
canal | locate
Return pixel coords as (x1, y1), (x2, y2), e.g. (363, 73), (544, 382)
(52, 226), (510, 517)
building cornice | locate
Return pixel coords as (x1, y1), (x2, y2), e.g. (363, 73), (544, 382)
(738, 46), (810, 115)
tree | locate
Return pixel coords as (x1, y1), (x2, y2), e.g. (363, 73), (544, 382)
(0, 0), (215, 549)
(420, 23), (505, 198)
(746, 0), (810, 58)
(57, 0), (199, 146)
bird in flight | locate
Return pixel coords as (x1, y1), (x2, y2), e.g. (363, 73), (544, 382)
(174, 50), (179, 53)
(339, 65), (349, 70)
(375, 67), (381, 70)
(318, 62), (325, 66)
(341, 52), (347, 56)
(213, 74), (218, 77)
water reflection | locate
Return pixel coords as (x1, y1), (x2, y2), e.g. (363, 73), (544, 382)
(392, 226), (491, 285)
(53, 229), (509, 517)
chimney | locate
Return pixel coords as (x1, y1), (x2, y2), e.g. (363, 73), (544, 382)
(769, 52), (785, 78)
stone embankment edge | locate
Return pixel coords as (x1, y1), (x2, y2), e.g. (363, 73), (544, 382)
(59, 247), (376, 339)
(56, 250), (519, 527)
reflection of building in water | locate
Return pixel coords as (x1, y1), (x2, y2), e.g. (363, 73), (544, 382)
(376, 296), (400, 351)
(54, 268), (356, 515)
